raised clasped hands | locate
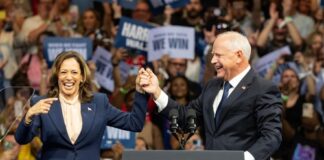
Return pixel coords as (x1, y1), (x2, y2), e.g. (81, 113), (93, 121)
(136, 68), (162, 99)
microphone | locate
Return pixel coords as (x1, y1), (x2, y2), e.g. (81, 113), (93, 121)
(186, 109), (197, 134)
(169, 109), (179, 133)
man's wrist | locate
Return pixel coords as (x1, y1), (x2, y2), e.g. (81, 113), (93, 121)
(154, 90), (169, 112)
(153, 88), (161, 100)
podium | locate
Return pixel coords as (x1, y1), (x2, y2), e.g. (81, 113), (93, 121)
(122, 150), (244, 160)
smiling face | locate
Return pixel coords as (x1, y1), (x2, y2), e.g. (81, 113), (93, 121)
(58, 58), (83, 99)
(210, 32), (250, 81)
(170, 77), (188, 99)
(211, 40), (239, 81)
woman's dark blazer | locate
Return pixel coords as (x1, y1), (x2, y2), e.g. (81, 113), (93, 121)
(15, 92), (147, 160)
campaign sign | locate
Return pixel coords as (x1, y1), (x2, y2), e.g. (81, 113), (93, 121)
(43, 37), (92, 67)
(148, 0), (189, 15)
(119, 0), (138, 10)
(148, 25), (195, 61)
(92, 47), (114, 92)
(102, 0), (137, 9)
(253, 46), (291, 77)
(114, 17), (154, 53)
(101, 126), (136, 149)
(165, 0), (189, 8)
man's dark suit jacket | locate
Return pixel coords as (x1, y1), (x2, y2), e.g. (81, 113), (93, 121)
(15, 92), (147, 160)
(161, 69), (282, 160)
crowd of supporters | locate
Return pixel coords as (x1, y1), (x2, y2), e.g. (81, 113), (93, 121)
(0, 0), (323, 159)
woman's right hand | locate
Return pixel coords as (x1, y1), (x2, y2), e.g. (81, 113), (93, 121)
(25, 98), (58, 124)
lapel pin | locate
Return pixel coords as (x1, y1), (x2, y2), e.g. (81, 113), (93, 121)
(242, 86), (246, 90)
(88, 107), (92, 111)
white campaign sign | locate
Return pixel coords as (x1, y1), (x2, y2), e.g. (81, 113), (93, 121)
(253, 46), (291, 77)
(148, 26), (195, 61)
(92, 47), (114, 92)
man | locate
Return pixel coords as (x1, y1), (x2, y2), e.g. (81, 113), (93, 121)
(139, 31), (282, 160)
(18, 0), (54, 54)
(132, 0), (152, 23)
(167, 0), (203, 29)
(165, 57), (201, 98)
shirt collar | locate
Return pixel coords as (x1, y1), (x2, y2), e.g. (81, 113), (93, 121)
(228, 65), (251, 88)
(59, 93), (80, 105)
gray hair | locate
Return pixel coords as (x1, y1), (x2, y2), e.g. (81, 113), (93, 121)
(216, 31), (251, 60)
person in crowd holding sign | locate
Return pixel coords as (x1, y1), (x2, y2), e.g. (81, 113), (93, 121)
(14, 51), (148, 160)
(138, 31), (282, 160)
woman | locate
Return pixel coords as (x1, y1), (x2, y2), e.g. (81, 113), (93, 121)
(77, 8), (112, 49)
(273, 68), (315, 159)
(14, 51), (148, 160)
(168, 75), (191, 106)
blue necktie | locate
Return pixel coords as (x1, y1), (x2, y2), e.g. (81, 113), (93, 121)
(215, 81), (232, 127)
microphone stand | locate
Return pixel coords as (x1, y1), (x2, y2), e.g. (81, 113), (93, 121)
(169, 108), (197, 150)
(172, 130), (195, 150)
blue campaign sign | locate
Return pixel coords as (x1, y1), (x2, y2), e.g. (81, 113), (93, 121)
(101, 126), (136, 149)
(119, 0), (138, 10)
(148, 0), (189, 15)
(102, 0), (138, 10)
(165, 0), (189, 8)
(43, 37), (92, 67)
(114, 17), (154, 53)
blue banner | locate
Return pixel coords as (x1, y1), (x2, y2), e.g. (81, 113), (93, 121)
(114, 17), (154, 53)
(148, 0), (189, 15)
(166, 0), (189, 8)
(119, 0), (138, 10)
(43, 37), (92, 67)
(101, 126), (136, 149)
(102, 0), (138, 10)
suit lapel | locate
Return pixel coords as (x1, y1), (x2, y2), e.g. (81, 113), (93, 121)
(207, 80), (223, 132)
(215, 69), (255, 130)
(75, 102), (96, 144)
(48, 100), (71, 144)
